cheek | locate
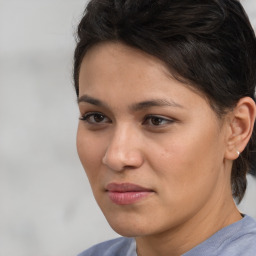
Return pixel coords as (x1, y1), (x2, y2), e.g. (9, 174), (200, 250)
(76, 125), (106, 181)
(149, 125), (222, 200)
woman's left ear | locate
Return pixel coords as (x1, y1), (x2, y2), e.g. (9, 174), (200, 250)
(225, 97), (256, 160)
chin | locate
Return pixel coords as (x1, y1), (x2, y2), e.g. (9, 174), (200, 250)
(109, 222), (148, 237)
(103, 212), (156, 237)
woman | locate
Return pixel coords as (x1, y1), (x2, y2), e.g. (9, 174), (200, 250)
(74, 0), (256, 255)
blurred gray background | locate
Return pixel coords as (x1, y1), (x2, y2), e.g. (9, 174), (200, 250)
(0, 0), (255, 255)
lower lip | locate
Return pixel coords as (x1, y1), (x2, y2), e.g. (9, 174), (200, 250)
(107, 191), (153, 205)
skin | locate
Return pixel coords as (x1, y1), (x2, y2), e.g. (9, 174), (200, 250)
(76, 42), (255, 256)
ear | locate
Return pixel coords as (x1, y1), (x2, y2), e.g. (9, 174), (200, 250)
(225, 97), (256, 160)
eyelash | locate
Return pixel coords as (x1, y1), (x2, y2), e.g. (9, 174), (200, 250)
(79, 112), (111, 124)
(142, 115), (174, 126)
(79, 112), (175, 127)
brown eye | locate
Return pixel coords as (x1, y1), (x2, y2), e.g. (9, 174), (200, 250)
(92, 113), (105, 123)
(80, 112), (111, 124)
(143, 115), (174, 126)
(150, 117), (165, 126)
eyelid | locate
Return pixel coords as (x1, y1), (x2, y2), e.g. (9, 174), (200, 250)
(143, 114), (175, 126)
(79, 111), (111, 124)
(79, 112), (175, 127)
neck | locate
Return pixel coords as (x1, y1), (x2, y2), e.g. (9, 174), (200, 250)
(136, 191), (242, 256)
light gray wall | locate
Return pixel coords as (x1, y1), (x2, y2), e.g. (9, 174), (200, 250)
(0, 0), (255, 255)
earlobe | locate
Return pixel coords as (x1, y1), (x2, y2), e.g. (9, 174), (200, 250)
(225, 97), (256, 160)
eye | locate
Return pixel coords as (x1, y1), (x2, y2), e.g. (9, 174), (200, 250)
(143, 115), (174, 126)
(80, 112), (111, 124)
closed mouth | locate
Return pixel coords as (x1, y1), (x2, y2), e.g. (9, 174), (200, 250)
(105, 183), (154, 205)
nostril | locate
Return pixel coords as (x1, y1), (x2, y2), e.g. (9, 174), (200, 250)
(102, 147), (144, 172)
(102, 150), (125, 172)
(102, 153), (108, 166)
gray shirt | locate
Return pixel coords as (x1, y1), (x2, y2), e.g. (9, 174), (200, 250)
(78, 215), (256, 256)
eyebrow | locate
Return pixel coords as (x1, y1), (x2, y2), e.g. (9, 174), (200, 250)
(77, 95), (108, 108)
(130, 99), (184, 111)
(78, 94), (184, 111)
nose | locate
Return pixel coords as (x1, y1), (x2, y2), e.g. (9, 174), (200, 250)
(102, 125), (144, 171)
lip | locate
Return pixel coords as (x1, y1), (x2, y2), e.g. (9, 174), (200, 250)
(106, 183), (154, 205)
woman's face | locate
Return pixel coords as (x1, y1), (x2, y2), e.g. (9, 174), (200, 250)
(77, 42), (231, 237)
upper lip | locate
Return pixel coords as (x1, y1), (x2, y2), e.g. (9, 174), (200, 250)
(106, 183), (153, 192)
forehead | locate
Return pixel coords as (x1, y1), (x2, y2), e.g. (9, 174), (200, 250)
(79, 42), (212, 112)
(80, 41), (171, 82)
